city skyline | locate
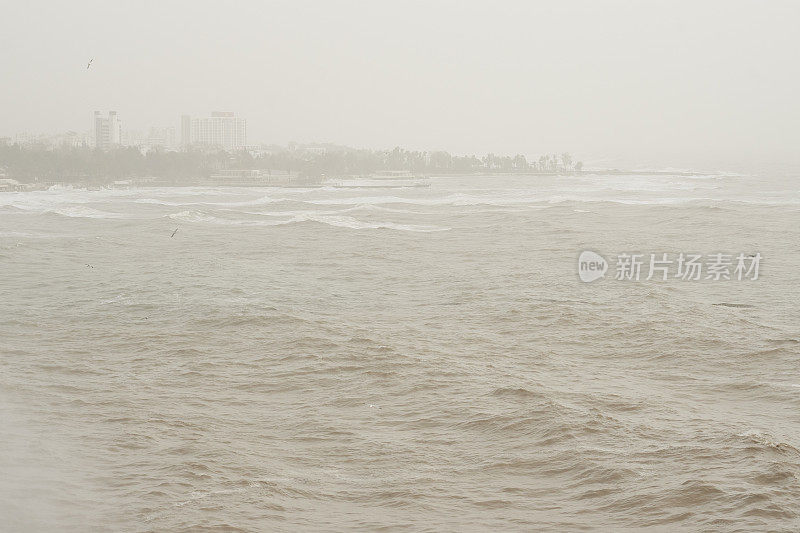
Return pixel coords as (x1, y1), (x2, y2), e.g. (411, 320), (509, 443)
(4, 109), (577, 163)
(6, 110), (247, 153)
(2, 1), (799, 171)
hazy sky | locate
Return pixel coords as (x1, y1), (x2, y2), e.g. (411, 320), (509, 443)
(2, 0), (798, 167)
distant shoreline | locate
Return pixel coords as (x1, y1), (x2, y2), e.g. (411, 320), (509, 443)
(429, 169), (709, 177)
(0, 169), (717, 192)
(1, 144), (723, 191)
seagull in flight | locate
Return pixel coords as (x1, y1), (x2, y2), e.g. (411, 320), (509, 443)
(86, 58), (93, 69)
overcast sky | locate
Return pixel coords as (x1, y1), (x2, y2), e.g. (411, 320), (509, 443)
(1, 0), (798, 168)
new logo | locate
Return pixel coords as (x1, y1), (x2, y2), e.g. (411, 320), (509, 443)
(578, 250), (608, 282)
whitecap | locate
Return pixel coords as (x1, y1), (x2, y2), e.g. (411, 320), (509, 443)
(53, 206), (126, 219)
(167, 209), (448, 232)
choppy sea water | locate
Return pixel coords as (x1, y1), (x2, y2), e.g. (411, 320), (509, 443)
(1, 172), (799, 532)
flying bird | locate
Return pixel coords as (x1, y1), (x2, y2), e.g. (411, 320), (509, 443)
(86, 58), (93, 69)
(170, 228), (179, 238)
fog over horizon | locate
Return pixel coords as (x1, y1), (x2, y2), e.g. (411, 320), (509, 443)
(4, 4), (800, 531)
(2, 0), (799, 170)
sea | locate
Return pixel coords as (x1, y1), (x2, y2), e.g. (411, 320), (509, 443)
(1, 170), (799, 531)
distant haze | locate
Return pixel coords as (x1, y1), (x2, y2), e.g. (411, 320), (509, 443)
(2, 0), (799, 169)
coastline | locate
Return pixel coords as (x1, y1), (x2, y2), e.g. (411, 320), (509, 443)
(0, 169), (715, 192)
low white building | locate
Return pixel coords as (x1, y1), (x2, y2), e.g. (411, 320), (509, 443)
(0, 178), (21, 191)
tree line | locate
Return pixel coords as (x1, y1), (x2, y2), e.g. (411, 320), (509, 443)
(0, 143), (583, 183)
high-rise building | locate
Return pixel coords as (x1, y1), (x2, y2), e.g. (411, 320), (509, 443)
(181, 115), (192, 148)
(180, 112), (246, 151)
(94, 111), (122, 150)
(146, 126), (176, 151)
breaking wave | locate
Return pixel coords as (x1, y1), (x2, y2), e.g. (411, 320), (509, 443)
(52, 206), (126, 219)
(167, 209), (448, 232)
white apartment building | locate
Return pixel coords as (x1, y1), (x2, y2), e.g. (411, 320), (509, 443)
(180, 112), (246, 151)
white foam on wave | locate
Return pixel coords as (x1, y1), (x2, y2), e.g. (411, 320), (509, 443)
(303, 192), (545, 207)
(52, 206), (127, 219)
(5, 176), (798, 221)
(292, 213), (447, 232)
(301, 190), (715, 208)
(546, 195), (687, 206)
(208, 195), (284, 207)
(0, 194), (127, 218)
(167, 210), (287, 226)
(629, 167), (744, 178)
(349, 203), (416, 214)
(573, 174), (721, 193)
(135, 195), (286, 207)
(134, 198), (185, 206)
(242, 203), (415, 218)
(0, 188), (144, 213)
(302, 189), (800, 209)
(167, 209), (448, 232)
(0, 193), (85, 211)
(131, 190), (494, 209)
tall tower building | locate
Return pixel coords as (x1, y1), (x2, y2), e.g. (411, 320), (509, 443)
(94, 111), (122, 150)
